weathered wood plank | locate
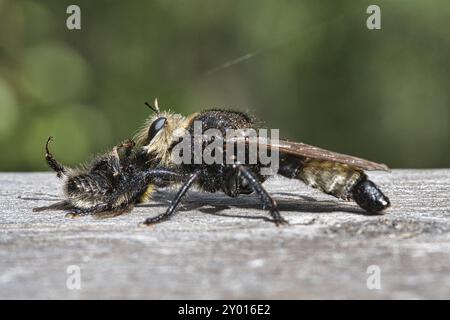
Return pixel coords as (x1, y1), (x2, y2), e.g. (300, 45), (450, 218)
(1, 170), (449, 299)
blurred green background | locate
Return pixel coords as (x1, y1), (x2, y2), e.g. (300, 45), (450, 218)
(0, 0), (449, 171)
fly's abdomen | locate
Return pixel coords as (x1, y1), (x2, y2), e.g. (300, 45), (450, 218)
(278, 156), (390, 212)
(351, 178), (390, 212)
(297, 159), (363, 200)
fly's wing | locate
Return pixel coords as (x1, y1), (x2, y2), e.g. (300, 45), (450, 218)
(229, 136), (390, 171)
(273, 139), (389, 171)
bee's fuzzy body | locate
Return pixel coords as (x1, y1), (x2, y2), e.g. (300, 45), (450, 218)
(34, 138), (179, 217)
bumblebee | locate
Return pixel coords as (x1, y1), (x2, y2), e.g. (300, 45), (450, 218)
(35, 99), (390, 226)
(33, 137), (182, 217)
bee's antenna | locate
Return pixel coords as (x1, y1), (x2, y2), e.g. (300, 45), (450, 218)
(144, 98), (160, 114)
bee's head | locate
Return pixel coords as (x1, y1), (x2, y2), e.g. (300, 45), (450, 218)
(135, 99), (192, 165)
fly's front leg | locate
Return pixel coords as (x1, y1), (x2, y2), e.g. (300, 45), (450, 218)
(234, 163), (288, 226)
(140, 170), (201, 227)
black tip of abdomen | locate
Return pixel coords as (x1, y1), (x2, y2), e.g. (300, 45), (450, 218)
(351, 178), (390, 213)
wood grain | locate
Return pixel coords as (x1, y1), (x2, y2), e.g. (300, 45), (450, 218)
(0, 170), (449, 299)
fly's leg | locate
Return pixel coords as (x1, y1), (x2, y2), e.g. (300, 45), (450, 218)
(235, 163), (288, 226)
(140, 170), (200, 226)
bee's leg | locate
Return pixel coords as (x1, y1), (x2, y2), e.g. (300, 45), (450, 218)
(140, 170), (201, 226)
(63, 197), (138, 218)
(33, 200), (74, 212)
(235, 164), (288, 226)
(110, 139), (136, 176)
(116, 139), (135, 153)
(110, 146), (123, 176)
(67, 203), (111, 217)
(45, 137), (68, 178)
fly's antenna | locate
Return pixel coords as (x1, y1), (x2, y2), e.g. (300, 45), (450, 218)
(154, 98), (160, 113)
(144, 98), (160, 114)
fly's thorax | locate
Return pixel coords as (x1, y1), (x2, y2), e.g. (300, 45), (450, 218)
(135, 111), (198, 166)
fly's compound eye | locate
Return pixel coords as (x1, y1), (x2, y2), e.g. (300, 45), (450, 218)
(147, 117), (167, 142)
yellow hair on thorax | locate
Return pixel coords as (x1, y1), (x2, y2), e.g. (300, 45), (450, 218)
(135, 111), (198, 166)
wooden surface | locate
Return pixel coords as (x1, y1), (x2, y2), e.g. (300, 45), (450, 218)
(1, 170), (450, 299)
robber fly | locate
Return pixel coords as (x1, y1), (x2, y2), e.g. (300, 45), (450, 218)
(35, 99), (390, 226)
